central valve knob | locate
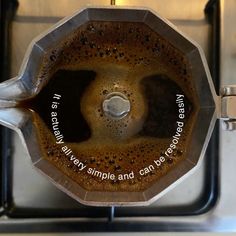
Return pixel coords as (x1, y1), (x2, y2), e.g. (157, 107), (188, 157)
(102, 92), (131, 119)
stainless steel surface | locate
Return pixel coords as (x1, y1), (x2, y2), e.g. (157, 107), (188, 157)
(11, 0), (210, 211)
(0, 77), (25, 107)
(221, 85), (236, 96)
(221, 96), (236, 118)
(102, 93), (130, 119)
(219, 85), (236, 130)
(0, 3), (217, 206)
(221, 120), (236, 131)
(0, 0), (235, 232)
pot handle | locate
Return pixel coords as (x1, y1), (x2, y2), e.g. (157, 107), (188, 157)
(220, 85), (236, 130)
(0, 76), (28, 108)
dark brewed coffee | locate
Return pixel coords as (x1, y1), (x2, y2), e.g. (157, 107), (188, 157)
(20, 21), (197, 192)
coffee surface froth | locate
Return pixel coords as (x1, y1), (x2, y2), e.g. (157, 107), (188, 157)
(20, 21), (198, 192)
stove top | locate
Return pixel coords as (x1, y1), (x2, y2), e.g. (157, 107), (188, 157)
(0, 0), (235, 233)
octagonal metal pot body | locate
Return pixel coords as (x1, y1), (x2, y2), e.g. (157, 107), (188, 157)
(0, 7), (217, 206)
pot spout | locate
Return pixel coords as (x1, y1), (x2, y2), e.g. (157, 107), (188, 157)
(0, 76), (29, 108)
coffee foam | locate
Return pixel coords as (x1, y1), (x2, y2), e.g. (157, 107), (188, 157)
(37, 21), (196, 97)
(32, 110), (190, 192)
(79, 63), (147, 141)
(26, 21), (197, 192)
